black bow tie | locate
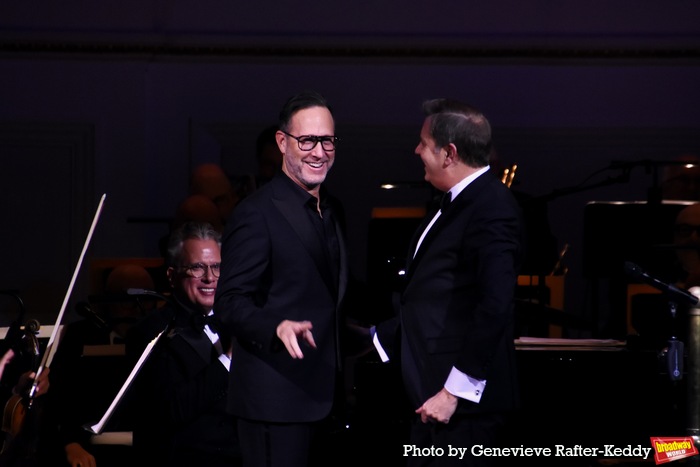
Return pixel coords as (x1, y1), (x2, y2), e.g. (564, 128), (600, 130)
(440, 191), (452, 211)
(192, 313), (219, 333)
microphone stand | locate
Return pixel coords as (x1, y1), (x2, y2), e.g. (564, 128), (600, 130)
(665, 300), (684, 382)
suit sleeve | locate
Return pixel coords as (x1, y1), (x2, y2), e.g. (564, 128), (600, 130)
(215, 201), (283, 352)
(454, 190), (521, 379)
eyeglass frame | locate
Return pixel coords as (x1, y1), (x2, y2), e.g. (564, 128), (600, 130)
(280, 130), (339, 152)
(178, 262), (221, 278)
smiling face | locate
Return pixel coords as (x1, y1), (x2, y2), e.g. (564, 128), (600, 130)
(415, 117), (450, 192)
(167, 238), (221, 314)
(277, 106), (335, 195)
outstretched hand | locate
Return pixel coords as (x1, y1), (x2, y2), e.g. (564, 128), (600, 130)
(276, 320), (316, 359)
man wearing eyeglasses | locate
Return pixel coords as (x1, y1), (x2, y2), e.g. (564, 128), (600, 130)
(215, 91), (353, 467)
(127, 221), (240, 467)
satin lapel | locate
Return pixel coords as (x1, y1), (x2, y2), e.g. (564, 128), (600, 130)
(168, 301), (214, 364)
(405, 173), (491, 281)
(173, 326), (213, 364)
(405, 206), (439, 271)
(271, 179), (335, 293)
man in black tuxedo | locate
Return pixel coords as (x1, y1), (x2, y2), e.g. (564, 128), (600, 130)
(374, 99), (524, 466)
(215, 91), (349, 467)
(127, 221), (239, 467)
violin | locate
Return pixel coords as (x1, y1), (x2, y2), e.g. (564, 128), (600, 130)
(0, 194), (106, 467)
(0, 319), (43, 465)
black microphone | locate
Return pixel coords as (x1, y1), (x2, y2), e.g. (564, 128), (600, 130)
(127, 288), (166, 298)
(624, 261), (699, 307)
(76, 301), (108, 330)
(126, 288), (172, 306)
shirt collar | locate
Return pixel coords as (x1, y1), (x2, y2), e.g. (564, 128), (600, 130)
(446, 165), (490, 201)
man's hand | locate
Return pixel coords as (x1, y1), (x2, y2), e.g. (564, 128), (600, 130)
(65, 442), (96, 467)
(14, 367), (50, 398)
(276, 320), (316, 359)
(0, 349), (14, 380)
(415, 387), (458, 424)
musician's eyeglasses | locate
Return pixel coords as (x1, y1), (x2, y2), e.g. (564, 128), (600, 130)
(674, 224), (700, 237)
(281, 130), (338, 152)
(180, 263), (221, 278)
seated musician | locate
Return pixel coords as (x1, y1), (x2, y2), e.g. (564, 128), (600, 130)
(0, 348), (51, 464)
(40, 264), (155, 467)
(0, 349), (50, 400)
(125, 221), (240, 467)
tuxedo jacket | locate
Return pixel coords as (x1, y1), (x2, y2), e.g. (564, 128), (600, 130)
(376, 170), (523, 415)
(215, 172), (349, 423)
(128, 302), (237, 467)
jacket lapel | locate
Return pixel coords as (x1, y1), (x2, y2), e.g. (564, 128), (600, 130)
(405, 172), (491, 281)
(270, 176), (340, 297)
(168, 302), (214, 364)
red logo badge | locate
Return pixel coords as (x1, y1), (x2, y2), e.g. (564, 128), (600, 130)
(650, 437), (699, 464)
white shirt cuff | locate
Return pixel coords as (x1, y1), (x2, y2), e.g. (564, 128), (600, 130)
(444, 366), (486, 403)
(371, 327), (390, 362)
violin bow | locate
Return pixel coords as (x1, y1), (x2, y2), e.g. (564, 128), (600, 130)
(27, 193), (107, 404)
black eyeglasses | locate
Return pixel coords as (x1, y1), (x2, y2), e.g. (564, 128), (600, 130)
(281, 130), (338, 151)
(675, 224), (700, 237)
(180, 263), (221, 278)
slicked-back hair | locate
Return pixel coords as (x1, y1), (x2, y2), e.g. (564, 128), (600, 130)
(422, 98), (492, 168)
(278, 90), (333, 132)
(166, 221), (222, 268)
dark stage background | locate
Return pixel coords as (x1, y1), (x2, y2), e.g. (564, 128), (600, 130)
(1, 2), (699, 462)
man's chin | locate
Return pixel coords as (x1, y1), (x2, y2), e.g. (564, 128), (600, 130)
(301, 174), (327, 188)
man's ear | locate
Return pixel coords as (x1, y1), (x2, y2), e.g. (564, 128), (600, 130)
(166, 267), (175, 289)
(443, 143), (458, 167)
(275, 131), (287, 155)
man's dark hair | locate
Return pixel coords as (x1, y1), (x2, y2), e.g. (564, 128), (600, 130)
(278, 91), (333, 132)
(422, 98), (492, 168)
(166, 221), (221, 268)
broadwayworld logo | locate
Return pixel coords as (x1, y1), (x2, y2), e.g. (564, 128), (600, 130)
(650, 437), (699, 464)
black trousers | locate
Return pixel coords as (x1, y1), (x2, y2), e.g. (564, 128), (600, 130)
(407, 412), (507, 467)
(237, 418), (316, 467)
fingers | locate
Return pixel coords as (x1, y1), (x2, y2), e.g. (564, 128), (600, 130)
(277, 320), (315, 359)
(284, 335), (305, 359)
(1, 349), (15, 365)
(415, 402), (450, 424)
(302, 328), (317, 349)
(416, 406), (434, 424)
